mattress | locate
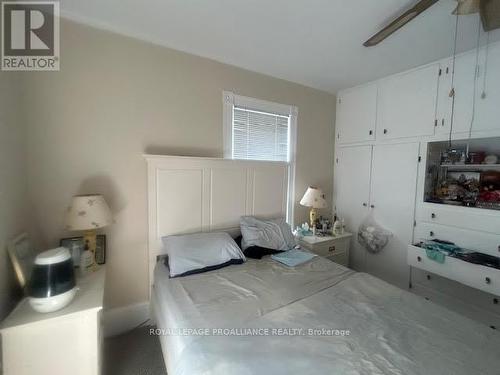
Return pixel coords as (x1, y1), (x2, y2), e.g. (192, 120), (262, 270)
(152, 257), (500, 375)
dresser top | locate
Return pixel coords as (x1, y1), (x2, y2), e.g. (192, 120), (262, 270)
(299, 232), (352, 244)
(1, 267), (105, 331)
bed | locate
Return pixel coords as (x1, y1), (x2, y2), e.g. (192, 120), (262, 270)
(152, 256), (500, 375)
(145, 155), (500, 375)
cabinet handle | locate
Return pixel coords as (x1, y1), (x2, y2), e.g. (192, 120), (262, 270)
(431, 213), (436, 219)
(417, 256), (422, 262)
(494, 298), (498, 305)
(498, 245), (500, 253)
(486, 277), (491, 285)
(426, 274), (431, 280)
(429, 231), (434, 237)
(369, 130), (373, 135)
(441, 119), (445, 126)
(329, 246), (336, 253)
(383, 129), (388, 134)
(370, 204), (375, 208)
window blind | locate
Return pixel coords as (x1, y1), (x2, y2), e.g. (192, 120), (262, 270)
(232, 106), (290, 162)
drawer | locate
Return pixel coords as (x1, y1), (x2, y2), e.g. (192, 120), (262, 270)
(408, 245), (500, 296)
(301, 239), (348, 257)
(410, 282), (500, 329)
(416, 203), (500, 234)
(414, 222), (500, 257)
(411, 268), (500, 313)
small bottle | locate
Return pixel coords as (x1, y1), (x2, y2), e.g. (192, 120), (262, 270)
(79, 240), (93, 276)
(333, 220), (342, 236)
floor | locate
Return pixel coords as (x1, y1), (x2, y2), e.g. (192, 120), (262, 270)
(104, 326), (167, 375)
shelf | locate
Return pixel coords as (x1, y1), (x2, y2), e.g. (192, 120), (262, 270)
(440, 164), (500, 171)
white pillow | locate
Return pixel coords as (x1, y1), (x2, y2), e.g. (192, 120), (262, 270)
(162, 232), (246, 278)
(240, 216), (296, 251)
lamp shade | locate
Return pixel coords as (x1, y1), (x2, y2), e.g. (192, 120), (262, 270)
(65, 194), (113, 231)
(299, 187), (327, 209)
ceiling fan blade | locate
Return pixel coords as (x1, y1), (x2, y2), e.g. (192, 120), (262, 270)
(364, 0), (439, 47)
(453, 0), (480, 15)
(480, 0), (500, 31)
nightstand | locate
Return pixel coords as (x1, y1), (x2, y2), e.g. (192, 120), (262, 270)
(299, 233), (352, 267)
(0, 267), (105, 375)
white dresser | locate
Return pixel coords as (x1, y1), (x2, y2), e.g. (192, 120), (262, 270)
(299, 233), (352, 267)
(0, 267), (105, 375)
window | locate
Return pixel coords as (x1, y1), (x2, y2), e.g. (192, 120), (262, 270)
(222, 91), (298, 225)
(223, 91), (297, 163)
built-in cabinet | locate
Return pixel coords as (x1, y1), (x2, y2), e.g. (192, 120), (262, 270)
(334, 40), (500, 329)
(436, 44), (500, 136)
(336, 42), (500, 145)
(436, 52), (477, 135)
(335, 146), (372, 271)
(335, 84), (377, 144)
(377, 64), (440, 140)
(475, 42), (500, 133)
(336, 142), (419, 289)
(367, 142), (420, 289)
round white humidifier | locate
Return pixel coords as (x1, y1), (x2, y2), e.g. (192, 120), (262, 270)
(27, 247), (77, 313)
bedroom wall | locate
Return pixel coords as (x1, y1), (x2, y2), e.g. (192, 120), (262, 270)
(23, 19), (336, 309)
(0, 72), (29, 319)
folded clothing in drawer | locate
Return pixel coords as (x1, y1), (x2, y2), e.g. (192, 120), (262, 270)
(417, 240), (500, 270)
(452, 252), (500, 270)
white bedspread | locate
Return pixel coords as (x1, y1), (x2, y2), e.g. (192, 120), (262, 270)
(152, 257), (500, 375)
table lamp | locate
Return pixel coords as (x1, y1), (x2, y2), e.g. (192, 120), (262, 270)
(300, 186), (327, 227)
(65, 194), (113, 270)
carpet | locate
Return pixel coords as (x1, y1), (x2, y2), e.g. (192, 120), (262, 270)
(104, 326), (167, 375)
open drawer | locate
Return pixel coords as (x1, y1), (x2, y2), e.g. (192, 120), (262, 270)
(408, 245), (500, 297)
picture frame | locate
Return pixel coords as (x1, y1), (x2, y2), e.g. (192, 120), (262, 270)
(7, 233), (36, 289)
(95, 235), (106, 265)
(60, 234), (106, 266)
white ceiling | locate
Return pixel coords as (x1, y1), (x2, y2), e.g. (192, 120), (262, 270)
(60, 0), (500, 94)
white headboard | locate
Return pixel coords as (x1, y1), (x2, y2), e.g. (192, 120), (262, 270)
(145, 155), (289, 294)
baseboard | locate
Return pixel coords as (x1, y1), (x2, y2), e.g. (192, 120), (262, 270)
(103, 301), (150, 338)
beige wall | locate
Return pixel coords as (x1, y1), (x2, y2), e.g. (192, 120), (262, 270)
(0, 72), (29, 319)
(24, 19), (336, 309)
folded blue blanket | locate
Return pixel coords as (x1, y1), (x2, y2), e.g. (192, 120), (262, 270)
(271, 249), (316, 267)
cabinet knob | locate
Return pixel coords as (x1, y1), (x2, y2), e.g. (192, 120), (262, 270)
(486, 277), (491, 285)
(363, 203), (367, 207)
(429, 231), (434, 237)
(417, 256), (422, 262)
(498, 245), (500, 253)
(370, 204), (375, 208)
(383, 129), (388, 134)
(494, 298), (498, 305)
(431, 213), (436, 219)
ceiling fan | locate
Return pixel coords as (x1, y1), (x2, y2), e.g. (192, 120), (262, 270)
(364, 0), (500, 47)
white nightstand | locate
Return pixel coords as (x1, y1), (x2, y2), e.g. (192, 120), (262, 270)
(0, 267), (106, 375)
(299, 233), (352, 267)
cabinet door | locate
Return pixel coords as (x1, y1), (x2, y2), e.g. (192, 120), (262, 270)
(377, 64), (439, 139)
(336, 84), (377, 144)
(436, 52), (478, 135)
(335, 145), (372, 271)
(475, 42), (500, 133)
(367, 142), (420, 289)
